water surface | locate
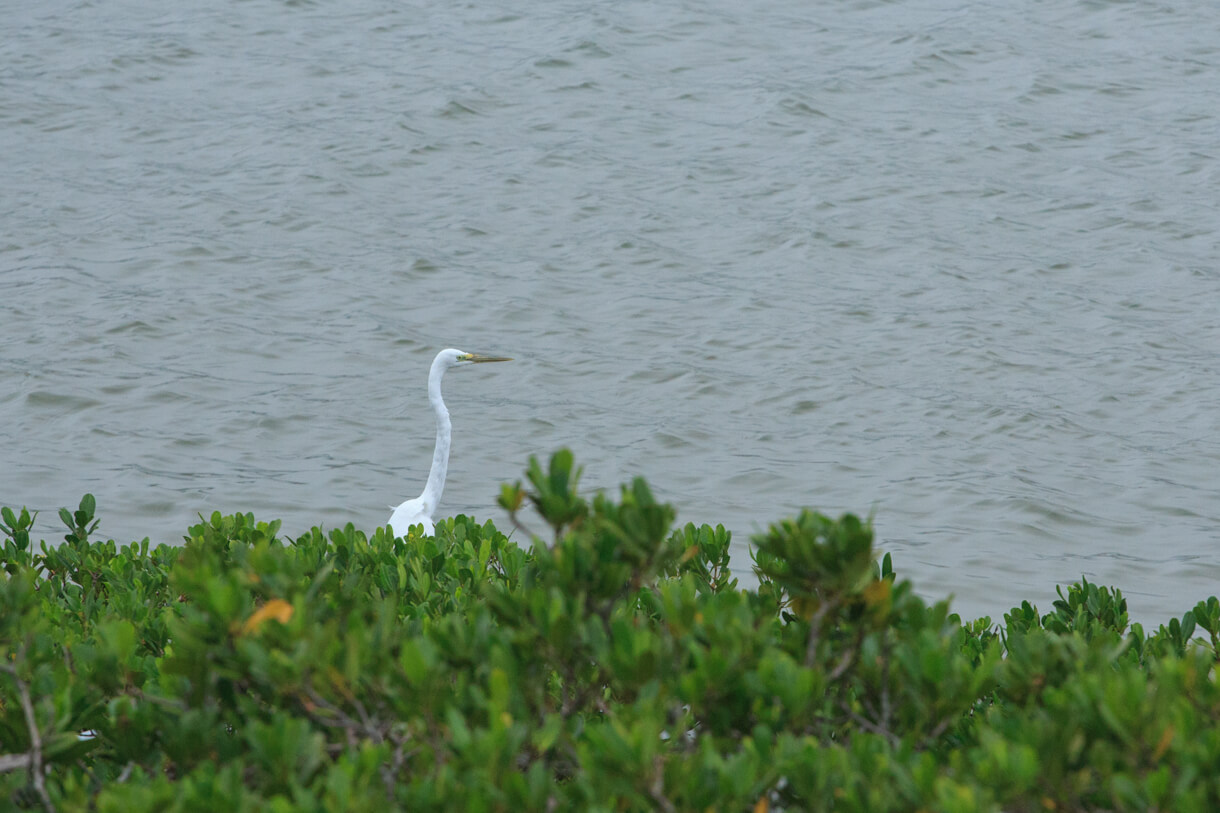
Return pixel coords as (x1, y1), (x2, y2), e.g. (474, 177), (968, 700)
(3, 0), (1219, 623)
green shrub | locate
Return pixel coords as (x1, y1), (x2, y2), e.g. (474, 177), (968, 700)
(2, 450), (1218, 811)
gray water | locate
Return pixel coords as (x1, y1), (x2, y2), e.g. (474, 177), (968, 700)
(3, 0), (1219, 624)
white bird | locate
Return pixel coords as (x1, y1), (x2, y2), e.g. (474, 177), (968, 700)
(387, 348), (511, 537)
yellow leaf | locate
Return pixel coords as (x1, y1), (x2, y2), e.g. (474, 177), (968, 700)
(242, 599), (294, 634)
(328, 667), (354, 700)
(862, 578), (891, 606)
(1152, 724), (1175, 760)
(753, 796), (769, 813)
(791, 596), (818, 620)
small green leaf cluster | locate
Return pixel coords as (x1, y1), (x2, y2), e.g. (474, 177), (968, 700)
(2, 451), (1219, 812)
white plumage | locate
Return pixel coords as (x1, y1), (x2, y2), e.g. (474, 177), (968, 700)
(387, 348), (511, 537)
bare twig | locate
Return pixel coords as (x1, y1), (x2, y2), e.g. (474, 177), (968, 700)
(918, 714), (956, 749)
(826, 646), (856, 681)
(647, 755), (676, 813)
(349, 693), (374, 733)
(0, 753), (32, 773)
(505, 510), (543, 547)
(379, 729), (412, 802)
(378, 756), (397, 801)
(1, 659), (55, 812)
(840, 700), (900, 747)
(879, 637), (892, 735)
(302, 686), (374, 739)
(132, 688), (188, 712)
(803, 598), (838, 668)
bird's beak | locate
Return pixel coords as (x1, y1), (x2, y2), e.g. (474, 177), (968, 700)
(465, 353), (512, 363)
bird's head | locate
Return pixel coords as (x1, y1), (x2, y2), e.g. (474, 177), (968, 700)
(439, 348), (513, 369)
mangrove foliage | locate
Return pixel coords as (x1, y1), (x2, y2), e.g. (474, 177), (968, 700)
(2, 450), (1219, 811)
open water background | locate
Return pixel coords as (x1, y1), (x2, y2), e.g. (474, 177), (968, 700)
(3, 0), (1219, 623)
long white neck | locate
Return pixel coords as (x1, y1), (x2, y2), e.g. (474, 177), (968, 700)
(419, 353), (452, 513)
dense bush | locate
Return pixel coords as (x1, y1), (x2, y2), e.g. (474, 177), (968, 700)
(2, 450), (1219, 811)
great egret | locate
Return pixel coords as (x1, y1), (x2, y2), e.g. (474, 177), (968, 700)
(387, 348), (511, 537)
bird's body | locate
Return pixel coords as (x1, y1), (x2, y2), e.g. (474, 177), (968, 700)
(387, 496), (435, 537)
(387, 348), (510, 537)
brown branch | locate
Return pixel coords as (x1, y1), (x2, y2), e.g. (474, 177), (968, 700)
(647, 754), (676, 813)
(803, 598), (838, 669)
(133, 688), (188, 712)
(505, 510), (543, 548)
(840, 699), (900, 747)
(349, 693), (375, 733)
(0, 753), (32, 773)
(1, 660), (55, 812)
(879, 637), (893, 735)
(378, 754), (397, 801)
(379, 729), (413, 802)
(826, 646), (856, 681)
(917, 713), (957, 750)
(302, 686), (376, 740)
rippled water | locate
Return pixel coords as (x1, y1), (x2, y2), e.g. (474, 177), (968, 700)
(3, 0), (1219, 623)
